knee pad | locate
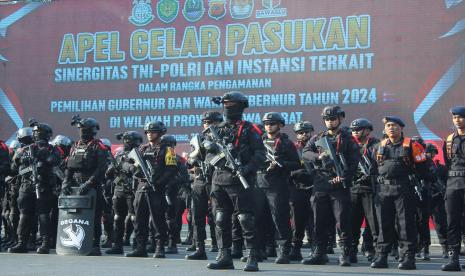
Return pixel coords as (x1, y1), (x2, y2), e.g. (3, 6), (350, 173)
(215, 211), (226, 228)
(238, 213), (255, 231)
(131, 215), (136, 223)
(114, 214), (121, 222)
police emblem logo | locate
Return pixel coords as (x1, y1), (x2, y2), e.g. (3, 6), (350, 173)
(60, 224), (86, 250)
(256, 0), (287, 18)
(157, 0), (180, 24)
(229, 0), (254, 20)
(128, 0), (155, 26)
(183, 0), (205, 22)
(208, 0), (226, 20)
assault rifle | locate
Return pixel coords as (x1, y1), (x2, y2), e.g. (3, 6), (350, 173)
(315, 136), (347, 187)
(408, 174), (423, 201)
(128, 148), (172, 205)
(206, 125), (250, 189)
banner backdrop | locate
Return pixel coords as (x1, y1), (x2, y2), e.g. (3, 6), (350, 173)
(1, 0), (464, 144)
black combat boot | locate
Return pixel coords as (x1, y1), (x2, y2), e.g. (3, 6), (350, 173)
(207, 248), (234, 270)
(301, 247), (328, 265)
(186, 242), (207, 260)
(165, 239), (178, 254)
(243, 248), (259, 272)
(231, 241), (243, 259)
(398, 253), (416, 270)
(339, 246), (351, 266)
(289, 243), (303, 261)
(349, 246), (358, 263)
(275, 245), (291, 264)
(370, 253), (388, 268)
(441, 250), (461, 271)
(125, 240), (148, 257)
(36, 236), (50, 254)
(153, 240), (166, 258)
(420, 246), (430, 260)
(185, 243), (196, 251)
(441, 245), (448, 259)
(8, 235), (28, 253)
(105, 243), (124, 254)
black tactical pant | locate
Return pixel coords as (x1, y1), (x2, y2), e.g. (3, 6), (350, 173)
(17, 191), (53, 240)
(133, 188), (167, 247)
(255, 184), (292, 249)
(445, 187), (465, 250)
(416, 189), (432, 247)
(311, 189), (352, 250)
(429, 194), (448, 246)
(351, 191), (378, 251)
(164, 190), (179, 243)
(290, 188), (314, 247)
(211, 184), (256, 249)
(376, 184), (417, 255)
(112, 191), (134, 246)
(191, 183), (216, 243)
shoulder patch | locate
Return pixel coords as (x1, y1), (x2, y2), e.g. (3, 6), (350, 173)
(165, 146), (177, 166)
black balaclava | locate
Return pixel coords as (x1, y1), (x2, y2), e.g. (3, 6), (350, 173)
(80, 127), (95, 143)
(224, 103), (244, 122)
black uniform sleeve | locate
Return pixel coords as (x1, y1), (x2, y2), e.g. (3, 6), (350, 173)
(243, 126), (266, 174)
(85, 144), (107, 188)
(342, 135), (361, 186)
(282, 139), (301, 172)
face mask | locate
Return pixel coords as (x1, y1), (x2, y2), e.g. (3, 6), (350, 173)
(80, 128), (94, 142)
(224, 104), (244, 121)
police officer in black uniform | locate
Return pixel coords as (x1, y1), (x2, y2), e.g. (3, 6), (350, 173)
(4, 128), (33, 249)
(186, 111), (223, 260)
(255, 112), (300, 264)
(302, 106), (359, 266)
(125, 121), (177, 258)
(289, 121), (315, 261)
(371, 116), (430, 270)
(99, 138), (115, 249)
(424, 143), (448, 259)
(61, 116), (107, 256)
(441, 106), (465, 271)
(0, 137), (11, 251)
(8, 121), (62, 254)
(205, 91), (265, 272)
(105, 131), (143, 254)
(349, 118), (379, 263)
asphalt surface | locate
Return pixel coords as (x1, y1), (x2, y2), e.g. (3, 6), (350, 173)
(1, 244), (464, 276)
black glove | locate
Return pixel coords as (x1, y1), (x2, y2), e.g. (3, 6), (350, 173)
(238, 165), (251, 177)
(78, 181), (93, 195)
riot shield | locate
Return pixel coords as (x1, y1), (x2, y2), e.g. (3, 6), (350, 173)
(56, 187), (96, 256)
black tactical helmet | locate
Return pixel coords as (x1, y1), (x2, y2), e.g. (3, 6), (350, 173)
(201, 111), (223, 122)
(294, 121), (314, 133)
(425, 143), (438, 155)
(116, 131), (143, 149)
(220, 91), (249, 108)
(144, 121), (167, 134)
(450, 106), (465, 117)
(262, 112), (285, 126)
(350, 118), (373, 131)
(78, 118), (99, 130)
(100, 138), (112, 148)
(51, 135), (73, 147)
(160, 134), (177, 147)
(382, 116), (405, 127)
(321, 105), (345, 119)
(32, 123), (53, 141)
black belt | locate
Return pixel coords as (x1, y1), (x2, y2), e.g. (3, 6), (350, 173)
(448, 170), (465, 177)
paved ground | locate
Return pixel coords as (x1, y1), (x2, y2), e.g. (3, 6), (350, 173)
(1, 244), (464, 276)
